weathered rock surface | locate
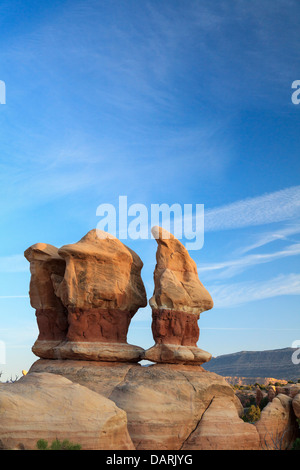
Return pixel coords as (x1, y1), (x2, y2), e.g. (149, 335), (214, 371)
(24, 243), (68, 359)
(29, 360), (260, 450)
(144, 226), (213, 364)
(181, 396), (259, 450)
(55, 341), (144, 362)
(55, 230), (146, 361)
(149, 226), (214, 314)
(0, 372), (134, 450)
(275, 383), (300, 398)
(255, 393), (299, 449)
(143, 343), (212, 365)
(255, 387), (264, 407)
(25, 230), (147, 362)
(292, 392), (300, 418)
(55, 229), (147, 314)
(268, 385), (276, 402)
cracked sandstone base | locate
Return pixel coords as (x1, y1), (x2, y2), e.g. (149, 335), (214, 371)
(143, 343), (212, 365)
(32, 340), (62, 359)
(32, 340), (144, 362)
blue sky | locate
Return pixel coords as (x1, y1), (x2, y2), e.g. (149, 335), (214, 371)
(0, 0), (300, 380)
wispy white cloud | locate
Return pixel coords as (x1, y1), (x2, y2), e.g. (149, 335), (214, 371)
(238, 223), (300, 254)
(202, 327), (300, 331)
(0, 295), (28, 299)
(0, 255), (28, 273)
(205, 185), (300, 231)
(198, 243), (300, 279)
(209, 273), (300, 308)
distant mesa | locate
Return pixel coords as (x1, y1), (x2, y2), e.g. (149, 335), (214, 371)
(203, 348), (300, 382)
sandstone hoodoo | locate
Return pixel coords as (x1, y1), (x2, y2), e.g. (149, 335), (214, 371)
(25, 230), (147, 362)
(24, 243), (68, 359)
(144, 226), (213, 364)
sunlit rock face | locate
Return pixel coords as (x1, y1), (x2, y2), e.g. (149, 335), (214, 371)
(24, 243), (68, 359)
(25, 230), (147, 362)
(144, 226), (213, 365)
(0, 372), (134, 450)
(27, 360), (262, 451)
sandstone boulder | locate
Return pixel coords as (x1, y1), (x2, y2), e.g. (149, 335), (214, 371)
(255, 387), (264, 407)
(144, 226), (213, 364)
(181, 396), (259, 450)
(29, 360), (259, 450)
(0, 372), (134, 450)
(268, 385), (276, 402)
(292, 392), (300, 418)
(255, 393), (299, 449)
(276, 383), (300, 398)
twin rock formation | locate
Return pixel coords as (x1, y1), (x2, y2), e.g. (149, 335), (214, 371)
(25, 227), (213, 365)
(8, 228), (298, 450)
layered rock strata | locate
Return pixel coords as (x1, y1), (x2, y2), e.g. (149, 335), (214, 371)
(25, 230), (147, 362)
(0, 372), (134, 450)
(24, 243), (68, 359)
(144, 226), (213, 364)
(293, 392), (300, 418)
(255, 393), (299, 449)
(1, 359), (298, 450)
(28, 360), (260, 450)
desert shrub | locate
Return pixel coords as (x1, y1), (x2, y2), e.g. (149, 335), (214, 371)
(259, 396), (269, 411)
(291, 419), (300, 450)
(246, 396), (256, 407)
(242, 405), (261, 423)
(37, 439), (49, 450)
(36, 438), (81, 450)
(291, 438), (300, 450)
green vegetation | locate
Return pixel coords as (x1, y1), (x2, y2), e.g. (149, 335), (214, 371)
(292, 439), (300, 450)
(246, 396), (256, 407)
(232, 384), (254, 391)
(291, 418), (300, 450)
(232, 382), (269, 391)
(36, 439), (82, 450)
(254, 383), (267, 390)
(242, 405), (261, 423)
(259, 396), (269, 411)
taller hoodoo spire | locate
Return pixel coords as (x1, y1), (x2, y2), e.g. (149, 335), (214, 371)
(144, 226), (213, 365)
